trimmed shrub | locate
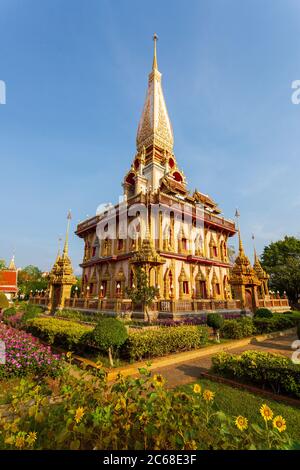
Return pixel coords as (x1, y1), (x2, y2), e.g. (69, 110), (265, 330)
(207, 313), (224, 331)
(253, 316), (295, 334)
(254, 308), (273, 318)
(124, 325), (209, 361)
(57, 309), (102, 323)
(212, 350), (300, 398)
(26, 317), (93, 349)
(92, 317), (128, 366)
(220, 318), (255, 339)
(207, 313), (224, 342)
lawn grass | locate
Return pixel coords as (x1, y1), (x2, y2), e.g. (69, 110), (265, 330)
(181, 378), (300, 443)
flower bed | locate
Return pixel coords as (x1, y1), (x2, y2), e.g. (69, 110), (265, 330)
(211, 351), (300, 398)
(0, 323), (62, 378)
(0, 366), (293, 450)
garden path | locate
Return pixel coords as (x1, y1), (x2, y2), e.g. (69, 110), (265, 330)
(153, 332), (297, 388)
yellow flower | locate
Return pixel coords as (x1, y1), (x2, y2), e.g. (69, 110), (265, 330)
(15, 434), (26, 449)
(66, 351), (72, 359)
(235, 415), (248, 431)
(74, 407), (85, 424)
(260, 404), (273, 422)
(203, 389), (215, 402)
(273, 415), (286, 433)
(153, 374), (164, 387)
(193, 384), (202, 394)
(26, 431), (37, 446)
(115, 397), (126, 411)
(139, 412), (149, 424)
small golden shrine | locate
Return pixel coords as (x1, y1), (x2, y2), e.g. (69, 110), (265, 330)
(48, 211), (76, 313)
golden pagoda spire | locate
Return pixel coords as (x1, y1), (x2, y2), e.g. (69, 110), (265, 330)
(62, 210), (72, 257)
(152, 33), (158, 70)
(8, 254), (16, 271)
(235, 209), (244, 256)
(136, 34), (174, 152)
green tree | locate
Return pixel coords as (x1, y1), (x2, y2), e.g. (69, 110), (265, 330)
(207, 313), (224, 342)
(261, 236), (300, 304)
(0, 259), (6, 270)
(71, 276), (82, 297)
(92, 317), (128, 366)
(18, 265), (48, 299)
(126, 266), (159, 323)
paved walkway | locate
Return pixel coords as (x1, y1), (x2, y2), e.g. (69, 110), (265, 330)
(153, 333), (297, 388)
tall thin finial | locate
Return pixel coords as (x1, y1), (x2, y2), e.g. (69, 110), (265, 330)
(252, 233), (259, 263)
(234, 209), (244, 255)
(63, 210), (72, 256)
(152, 33), (158, 70)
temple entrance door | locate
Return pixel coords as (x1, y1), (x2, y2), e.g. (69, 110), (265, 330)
(245, 289), (253, 310)
(51, 285), (61, 313)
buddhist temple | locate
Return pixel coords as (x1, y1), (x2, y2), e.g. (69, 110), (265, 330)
(74, 36), (240, 319)
(30, 37), (290, 318)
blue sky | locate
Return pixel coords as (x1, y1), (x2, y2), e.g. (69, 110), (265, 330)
(0, 0), (300, 274)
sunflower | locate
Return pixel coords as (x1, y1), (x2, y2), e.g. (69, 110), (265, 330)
(193, 384), (202, 394)
(15, 434), (26, 449)
(26, 431), (37, 446)
(273, 415), (286, 433)
(153, 374), (164, 387)
(74, 407), (85, 424)
(260, 404), (273, 422)
(235, 415), (248, 431)
(203, 389), (215, 402)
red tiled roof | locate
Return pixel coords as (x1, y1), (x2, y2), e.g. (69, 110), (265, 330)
(0, 270), (18, 293)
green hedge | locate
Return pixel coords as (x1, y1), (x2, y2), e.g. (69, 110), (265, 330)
(253, 315), (297, 334)
(211, 350), (300, 398)
(254, 308), (273, 318)
(220, 318), (255, 339)
(123, 325), (209, 361)
(26, 317), (93, 349)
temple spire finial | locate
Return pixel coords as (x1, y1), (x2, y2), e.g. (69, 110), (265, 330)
(63, 210), (72, 256)
(152, 33), (158, 70)
(252, 233), (258, 262)
(8, 254), (16, 271)
(234, 209), (244, 255)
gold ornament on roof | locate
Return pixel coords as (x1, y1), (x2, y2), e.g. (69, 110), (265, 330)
(136, 34), (174, 152)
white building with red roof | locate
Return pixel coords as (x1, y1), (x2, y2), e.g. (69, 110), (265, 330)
(0, 256), (18, 300)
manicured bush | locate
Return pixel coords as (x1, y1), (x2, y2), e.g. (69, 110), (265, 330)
(92, 317), (128, 366)
(124, 325), (209, 361)
(253, 316), (295, 334)
(207, 313), (224, 342)
(57, 309), (102, 323)
(211, 350), (300, 398)
(220, 318), (255, 339)
(26, 317), (93, 349)
(0, 292), (9, 311)
(254, 308), (273, 318)
(0, 323), (62, 378)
